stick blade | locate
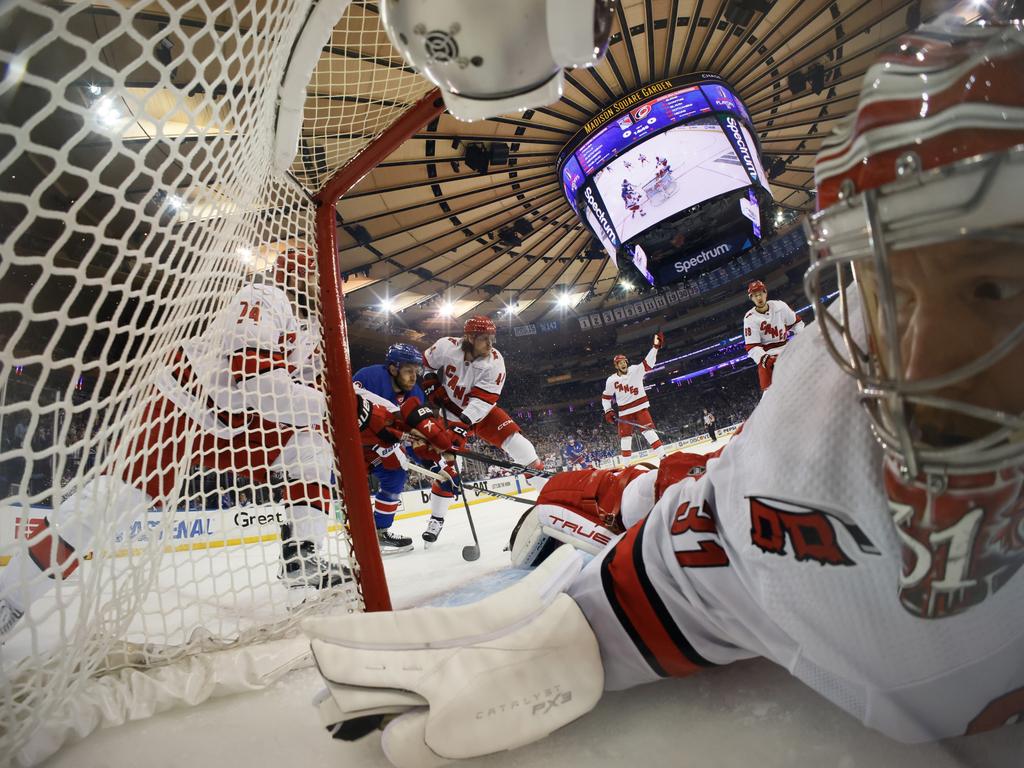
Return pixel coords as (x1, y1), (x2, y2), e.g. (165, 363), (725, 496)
(462, 545), (480, 561)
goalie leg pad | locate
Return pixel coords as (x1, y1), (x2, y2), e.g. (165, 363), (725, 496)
(306, 546), (604, 766)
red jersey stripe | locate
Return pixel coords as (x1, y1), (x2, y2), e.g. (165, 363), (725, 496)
(600, 518), (713, 678)
(468, 386), (500, 405)
(231, 348), (291, 379)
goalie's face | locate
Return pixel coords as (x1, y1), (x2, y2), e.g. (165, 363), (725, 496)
(858, 235), (1024, 458)
(389, 362), (422, 393)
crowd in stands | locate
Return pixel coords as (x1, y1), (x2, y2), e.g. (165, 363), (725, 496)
(2, 336), (767, 510)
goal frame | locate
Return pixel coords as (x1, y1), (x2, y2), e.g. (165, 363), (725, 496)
(313, 88), (444, 613)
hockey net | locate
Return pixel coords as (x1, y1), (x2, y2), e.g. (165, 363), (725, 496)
(642, 170), (678, 206)
(0, 1), (437, 763)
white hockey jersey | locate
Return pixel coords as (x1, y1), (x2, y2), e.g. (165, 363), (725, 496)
(570, 300), (1024, 743)
(743, 299), (803, 364)
(154, 282), (325, 437)
(602, 347), (657, 418)
(422, 336), (506, 424)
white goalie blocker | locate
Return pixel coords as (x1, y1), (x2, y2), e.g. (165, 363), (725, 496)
(307, 546), (604, 768)
(379, 0), (614, 121)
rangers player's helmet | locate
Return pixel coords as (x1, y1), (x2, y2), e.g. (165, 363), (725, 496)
(613, 354), (627, 367)
(804, 17), (1024, 480)
(385, 343), (423, 368)
(746, 280), (766, 296)
(380, 0), (613, 121)
(464, 315), (496, 337)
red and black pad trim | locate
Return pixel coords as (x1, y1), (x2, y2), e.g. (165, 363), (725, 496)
(599, 516), (715, 678)
(27, 520), (80, 580)
(284, 481), (332, 514)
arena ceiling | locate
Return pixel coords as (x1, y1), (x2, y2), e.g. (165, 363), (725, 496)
(323, 0), (966, 335)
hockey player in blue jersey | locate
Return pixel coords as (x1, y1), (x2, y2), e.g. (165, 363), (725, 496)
(353, 343), (451, 555)
(563, 434), (590, 470)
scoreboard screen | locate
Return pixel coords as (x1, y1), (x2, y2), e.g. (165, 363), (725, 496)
(557, 75), (772, 287)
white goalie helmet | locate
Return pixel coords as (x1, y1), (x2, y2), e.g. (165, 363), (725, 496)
(381, 0), (614, 121)
(804, 18), (1024, 480)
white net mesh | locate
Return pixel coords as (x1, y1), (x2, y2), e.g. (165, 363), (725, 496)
(0, 1), (430, 762)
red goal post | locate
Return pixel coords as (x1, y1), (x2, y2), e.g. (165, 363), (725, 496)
(314, 88), (445, 613)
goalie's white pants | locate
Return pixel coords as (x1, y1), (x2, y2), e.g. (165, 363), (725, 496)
(0, 430), (332, 615)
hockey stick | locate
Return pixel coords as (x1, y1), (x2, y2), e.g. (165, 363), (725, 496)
(404, 461), (447, 483)
(457, 484), (481, 562)
(461, 481), (535, 506)
(449, 448), (556, 478)
(616, 417), (686, 445)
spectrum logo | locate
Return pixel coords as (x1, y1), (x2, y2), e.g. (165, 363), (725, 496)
(672, 243), (732, 273)
(584, 187), (619, 248)
(724, 116), (760, 184)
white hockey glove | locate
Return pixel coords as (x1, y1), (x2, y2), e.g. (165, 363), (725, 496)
(305, 546), (604, 768)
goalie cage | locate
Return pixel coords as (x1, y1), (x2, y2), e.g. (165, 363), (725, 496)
(0, 1), (443, 765)
(643, 171), (678, 206)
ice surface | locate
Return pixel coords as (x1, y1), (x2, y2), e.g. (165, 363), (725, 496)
(39, 439), (1024, 767)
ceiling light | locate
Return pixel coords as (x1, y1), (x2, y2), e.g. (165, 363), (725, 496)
(620, 281), (633, 291)
(87, 83), (102, 96)
(557, 293), (574, 308)
(237, 247), (253, 264)
(439, 301), (454, 317)
(94, 97), (121, 127)
(167, 194), (184, 210)
(379, 297), (394, 314)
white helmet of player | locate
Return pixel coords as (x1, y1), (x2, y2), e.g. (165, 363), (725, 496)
(380, 0), (613, 122)
(804, 17), (1024, 481)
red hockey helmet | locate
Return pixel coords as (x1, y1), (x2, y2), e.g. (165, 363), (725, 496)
(612, 354), (627, 367)
(746, 280), (766, 296)
(464, 315), (496, 336)
(804, 18), (1024, 481)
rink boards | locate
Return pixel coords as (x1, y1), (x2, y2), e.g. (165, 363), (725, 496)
(0, 425), (740, 564)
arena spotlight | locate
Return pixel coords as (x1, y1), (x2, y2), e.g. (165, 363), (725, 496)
(379, 297), (394, 314)
(557, 292), (574, 308)
(438, 301), (454, 317)
(166, 194), (184, 210)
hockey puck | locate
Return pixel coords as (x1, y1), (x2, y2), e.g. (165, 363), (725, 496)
(462, 545), (480, 561)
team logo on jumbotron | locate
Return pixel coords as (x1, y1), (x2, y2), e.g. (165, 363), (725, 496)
(673, 243), (732, 274)
(724, 116), (760, 184)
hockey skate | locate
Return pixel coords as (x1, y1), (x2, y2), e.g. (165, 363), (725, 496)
(0, 597), (24, 641)
(280, 540), (351, 590)
(421, 515), (445, 546)
(377, 528), (414, 555)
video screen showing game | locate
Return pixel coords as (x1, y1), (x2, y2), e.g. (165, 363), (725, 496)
(589, 117), (752, 243)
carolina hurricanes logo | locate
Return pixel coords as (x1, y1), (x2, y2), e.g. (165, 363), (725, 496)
(884, 462), (1024, 619)
(759, 320), (785, 340)
(749, 498), (880, 566)
(614, 381), (640, 397)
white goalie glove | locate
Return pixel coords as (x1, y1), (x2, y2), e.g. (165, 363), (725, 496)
(305, 546), (604, 768)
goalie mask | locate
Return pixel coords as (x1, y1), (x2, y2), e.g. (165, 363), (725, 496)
(804, 18), (1024, 619)
(380, 0), (613, 121)
(804, 19), (1024, 482)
